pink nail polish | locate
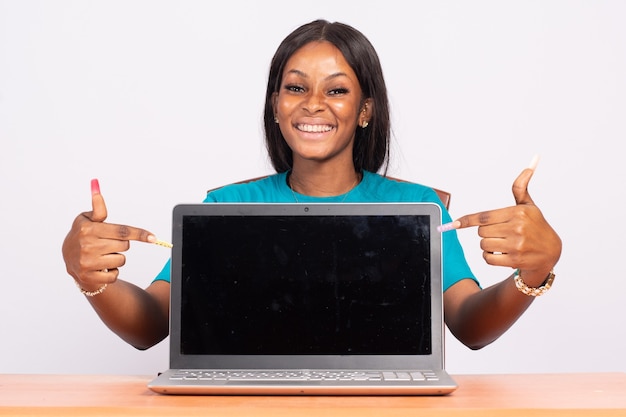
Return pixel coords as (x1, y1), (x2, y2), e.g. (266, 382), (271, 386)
(91, 179), (100, 195)
(437, 222), (456, 233)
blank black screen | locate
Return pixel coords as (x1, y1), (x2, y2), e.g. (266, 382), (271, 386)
(180, 215), (432, 355)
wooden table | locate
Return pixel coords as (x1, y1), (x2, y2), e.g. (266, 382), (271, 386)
(1, 373), (625, 416)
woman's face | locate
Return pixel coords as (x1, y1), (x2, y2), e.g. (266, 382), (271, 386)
(272, 41), (371, 168)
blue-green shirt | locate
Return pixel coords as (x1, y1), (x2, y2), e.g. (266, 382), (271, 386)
(153, 171), (477, 291)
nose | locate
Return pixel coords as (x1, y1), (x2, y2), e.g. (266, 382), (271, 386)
(302, 89), (325, 113)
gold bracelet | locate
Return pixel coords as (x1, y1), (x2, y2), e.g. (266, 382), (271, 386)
(513, 269), (555, 297)
(76, 281), (108, 297)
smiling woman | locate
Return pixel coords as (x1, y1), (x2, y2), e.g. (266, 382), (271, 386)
(62, 19), (561, 354)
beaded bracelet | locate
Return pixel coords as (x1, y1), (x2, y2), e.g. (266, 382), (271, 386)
(513, 269), (555, 297)
(75, 281), (108, 297)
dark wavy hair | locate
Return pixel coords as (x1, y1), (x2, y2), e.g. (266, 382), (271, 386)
(263, 20), (391, 174)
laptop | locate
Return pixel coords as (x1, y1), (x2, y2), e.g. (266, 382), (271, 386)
(148, 202), (457, 395)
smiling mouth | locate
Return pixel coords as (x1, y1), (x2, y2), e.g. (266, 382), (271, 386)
(296, 124), (334, 133)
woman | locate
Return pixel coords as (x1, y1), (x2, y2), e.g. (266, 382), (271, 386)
(62, 20), (561, 351)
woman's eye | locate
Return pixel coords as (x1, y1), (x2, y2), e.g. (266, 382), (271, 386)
(285, 84), (304, 93)
(328, 88), (349, 96)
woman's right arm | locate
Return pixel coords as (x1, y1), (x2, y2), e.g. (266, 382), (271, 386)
(61, 179), (170, 349)
(79, 279), (170, 350)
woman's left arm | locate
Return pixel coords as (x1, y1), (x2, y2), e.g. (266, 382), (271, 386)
(443, 164), (562, 349)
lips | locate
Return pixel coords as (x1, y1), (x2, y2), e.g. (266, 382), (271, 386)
(296, 123), (334, 133)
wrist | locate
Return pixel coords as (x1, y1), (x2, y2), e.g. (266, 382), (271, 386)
(513, 269), (555, 297)
(516, 267), (555, 286)
(75, 280), (108, 297)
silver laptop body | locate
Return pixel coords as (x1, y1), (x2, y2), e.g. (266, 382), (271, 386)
(148, 203), (457, 395)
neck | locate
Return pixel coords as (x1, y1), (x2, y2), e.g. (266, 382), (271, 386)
(288, 167), (361, 197)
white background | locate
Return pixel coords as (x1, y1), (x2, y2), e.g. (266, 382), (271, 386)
(1, 0), (624, 376)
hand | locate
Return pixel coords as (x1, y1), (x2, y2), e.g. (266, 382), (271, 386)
(450, 161), (562, 274)
(62, 179), (156, 291)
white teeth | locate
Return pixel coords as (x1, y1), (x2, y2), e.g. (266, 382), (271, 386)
(297, 124), (333, 133)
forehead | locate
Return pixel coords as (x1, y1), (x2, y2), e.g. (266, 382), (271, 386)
(284, 41), (356, 78)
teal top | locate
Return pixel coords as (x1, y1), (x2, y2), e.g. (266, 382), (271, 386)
(153, 171), (477, 292)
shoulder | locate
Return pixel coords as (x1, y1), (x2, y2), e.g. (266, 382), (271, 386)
(359, 171), (441, 203)
(204, 173), (290, 202)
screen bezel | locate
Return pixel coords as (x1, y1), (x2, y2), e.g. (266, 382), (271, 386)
(168, 203), (444, 370)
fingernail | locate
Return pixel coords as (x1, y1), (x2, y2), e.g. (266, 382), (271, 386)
(154, 239), (173, 249)
(528, 155), (540, 171)
(90, 179), (100, 195)
(147, 235), (157, 243)
(437, 222), (457, 233)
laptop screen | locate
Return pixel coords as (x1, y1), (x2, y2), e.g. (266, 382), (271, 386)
(178, 211), (433, 357)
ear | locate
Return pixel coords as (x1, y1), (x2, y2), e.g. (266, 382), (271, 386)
(360, 98), (374, 126)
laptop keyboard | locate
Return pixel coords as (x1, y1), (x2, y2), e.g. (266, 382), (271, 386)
(169, 370), (439, 382)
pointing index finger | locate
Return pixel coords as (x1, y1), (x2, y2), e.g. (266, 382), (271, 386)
(452, 210), (497, 230)
(99, 222), (157, 243)
(438, 207), (513, 232)
(99, 221), (172, 247)
(437, 211), (493, 232)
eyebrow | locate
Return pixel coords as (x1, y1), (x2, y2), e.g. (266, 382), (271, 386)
(285, 69), (351, 82)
